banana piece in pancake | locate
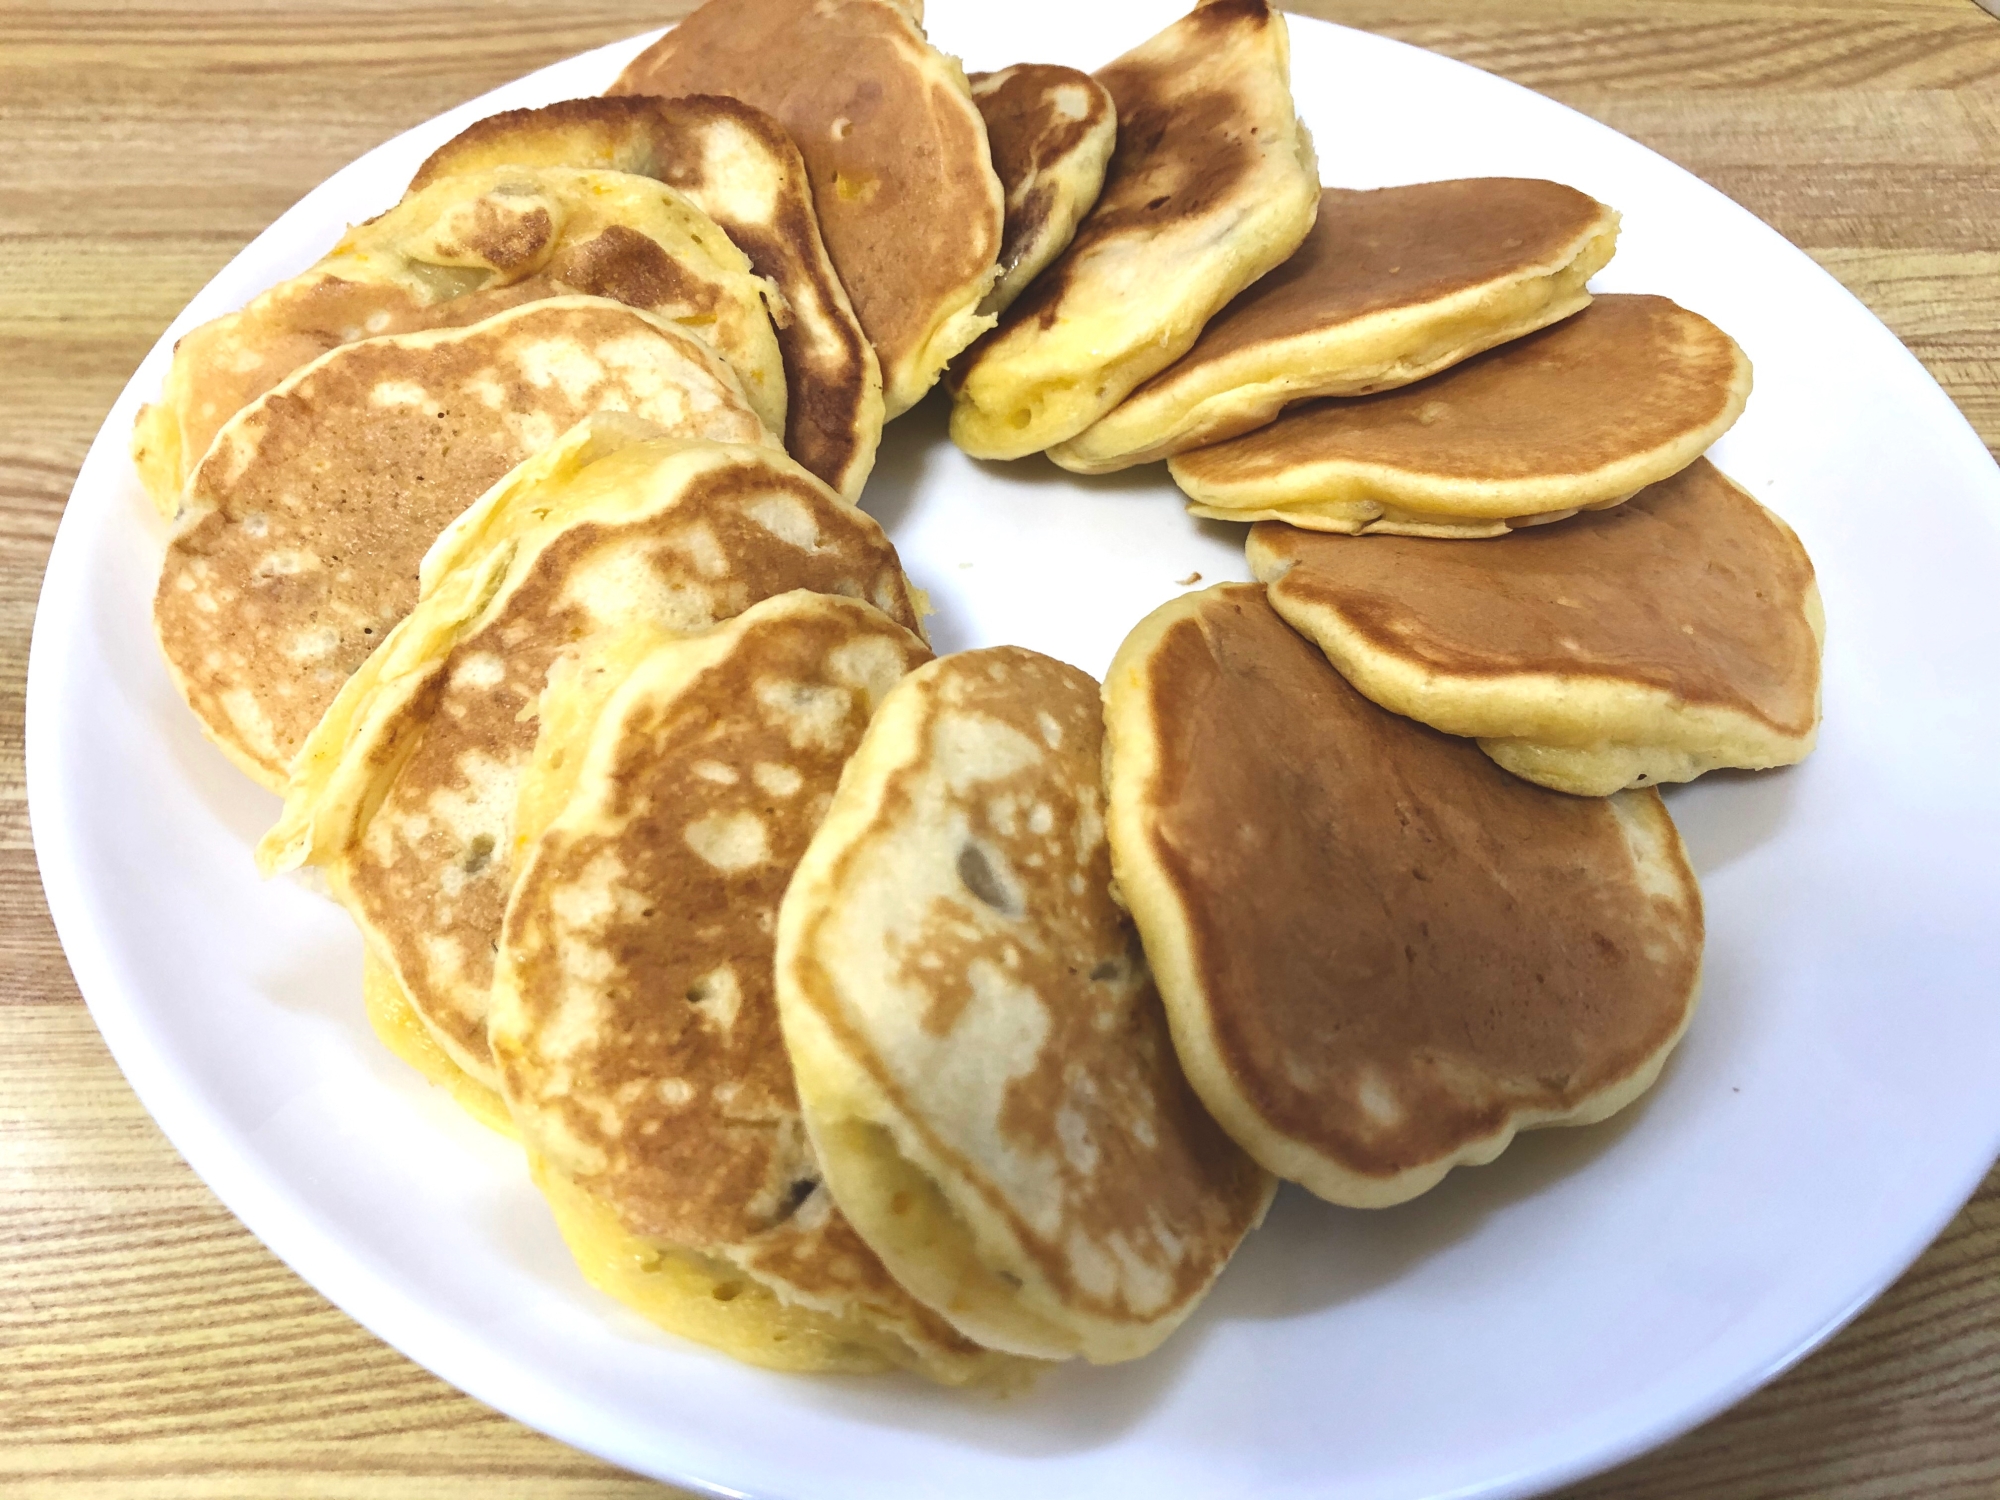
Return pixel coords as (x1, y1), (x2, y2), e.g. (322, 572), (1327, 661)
(949, 0), (1321, 460)
(968, 66), (1117, 317)
(775, 648), (1273, 1363)
(132, 165), (787, 516)
(1171, 293), (1752, 536)
(610, 0), (1005, 419)
(155, 297), (779, 790)
(410, 96), (883, 501)
(1249, 458), (1825, 796)
(1051, 179), (1620, 473)
(260, 423), (924, 1094)
(1103, 584), (1704, 1208)
(492, 592), (1026, 1382)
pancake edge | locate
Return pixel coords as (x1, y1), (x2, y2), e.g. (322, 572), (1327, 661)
(1048, 208), (1620, 473)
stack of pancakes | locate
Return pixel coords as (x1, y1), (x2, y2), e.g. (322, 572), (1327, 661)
(135, 0), (1826, 1384)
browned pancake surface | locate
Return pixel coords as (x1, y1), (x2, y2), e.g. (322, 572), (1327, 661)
(412, 96), (881, 498)
(968, 65), (1116, 311)
(1251, 459), (1820, 741)
(350, 465), (922, 1074)
(1176, 294), (1742, 487)
(610, 0), (1001, 415)
(1131, 179), (1606, 388)
(1134, 586), (1701, 1180)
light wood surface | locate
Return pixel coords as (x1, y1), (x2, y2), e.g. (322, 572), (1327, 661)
(3, 2), (1997, 1496)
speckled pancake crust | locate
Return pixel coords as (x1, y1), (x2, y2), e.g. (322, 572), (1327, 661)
(775, 649), (1272, 1362)
(259, 427), (922, 1091)
(1103, 585), (1704, 1208)
(132, 164), (787, 515)
(491, 593), (1026, 1383)
(1249, 459), (1825, 795)
(968, 66), (1117, 317)
(1052, 179), (1619, 472)
(611, 0), (1005, 418)
(154, 297), (779, 789)
(411, 96), (883, 500)
(1171, 293), (1751, 535)
(949, 0), (1320, 460)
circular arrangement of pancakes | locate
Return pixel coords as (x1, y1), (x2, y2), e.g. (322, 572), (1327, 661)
(410, 95), (884, 502)
(1102, 585), (1706, 1207)
(1171, 293), (1753, 536)
(611, 0), (1005, 419)
(1249, 458), (1825, 795)
(132, 163), (787, 515)
(129, 0), (1836, 1394)
(153, 297), (777, 788)
(1050, 179), (1620, 473)
(968, 64), (1118, 318)
(949, 0), (1321, 460)
(776, 648), (1272, 1362)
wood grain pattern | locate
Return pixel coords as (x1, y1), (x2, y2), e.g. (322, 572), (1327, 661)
(2, 3), (1996, 1497)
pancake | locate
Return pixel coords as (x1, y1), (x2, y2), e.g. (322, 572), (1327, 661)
(948, 0), (1320, 461)
(967, 65), (1118, 317)
(155, 297), (780, 790)
(1102, 584), (1704, 1207)
(1170, 293), (1752, 536)
(1248, 458), (1825, 795)
(775, 648), (1273, 1362)
(259, 423), (924, 1094)
(132, 164), (786, 516)
(491, 592), (1025, 1382)
(411, 96), (883, 501)
(362, 949), (517, 1139)
(1050, 179), (1620, 473)
(611, 0), (1005, 418)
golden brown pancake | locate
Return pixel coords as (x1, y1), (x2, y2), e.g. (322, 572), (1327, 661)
(259, 426), (923, 1092)
(132, 165), (786, 515)
(775, 648), (1273, 1362)
(410, 96), (883, 500)
(153, 297), (778, 790)
(492, 592), (1024, 1382)
(948, 0), (1320, 460)
(1102, 584), (1705, 1207)
(967, 65), (1118, 317)
(1170, 293), (1752, 535)
(1248, 458), (1825, 796)
(1052, 179), (1620, 472)
(610, 0), (1005, 418)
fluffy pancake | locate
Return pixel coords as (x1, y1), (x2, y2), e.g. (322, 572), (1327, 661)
(155, 298), (779, 790)
(260, 423), (924, 1092)
(774, 648), (1273, 1363)
(132, 164), (786, 515)
(948, 0), (1320, 460)
(610, 0), (1005, 418)
(1248, 458), (1824, 795)
(967, 65), (1118, 317)
(1051, 179), (1620, 473)
(1170, 293), (1752, 535)
(410, 96), (883, 500)
(1102, 584), (1704, 1207)
(492, 592), (1023, 1382)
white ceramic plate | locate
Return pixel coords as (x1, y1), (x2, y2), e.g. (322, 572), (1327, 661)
(28, 5), (2000, 1497)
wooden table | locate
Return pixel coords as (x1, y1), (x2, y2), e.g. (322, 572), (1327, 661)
(4, 2), (1997, 1495)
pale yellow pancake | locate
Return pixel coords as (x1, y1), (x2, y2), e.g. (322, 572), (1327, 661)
(1248, 458), (1825, 795)
(132, 164), (785, 516)
(493, 592), (1028, 1382)
(411, 95), (883, 500)
(968, 65), (1118, 317)
(1052, 179), (1619, 472)
(949, 0), (1320, 460)
(611, 0), (1005, 418)
(1103, 584), (1704, 1207)
(1171, 293), (1751, 536)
